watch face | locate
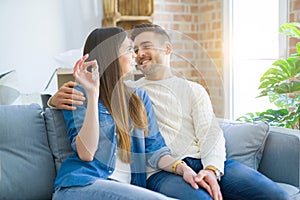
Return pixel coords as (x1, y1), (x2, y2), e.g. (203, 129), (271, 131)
(215, 169), (221, 181)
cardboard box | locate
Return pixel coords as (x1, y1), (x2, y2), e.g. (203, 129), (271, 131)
(57, 68), (74, 89)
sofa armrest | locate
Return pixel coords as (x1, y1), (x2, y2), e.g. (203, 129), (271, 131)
(258, 126), (300, 188)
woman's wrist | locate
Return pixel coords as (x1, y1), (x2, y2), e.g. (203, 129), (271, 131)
(87, 89), (99, 99)
(86, 87), (99, 96)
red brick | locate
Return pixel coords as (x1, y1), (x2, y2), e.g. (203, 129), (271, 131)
(165, 5), (185, 12)
(200, 23), (206, 31)
(170, 24), (180, 30)
(172, 42), (184, 49)
(214, 41), (222, 49)
(171, 60), (188, 67)
(154, 14), (172, 21)
(200, 13), (212, 21)
(191, 24), (198, 31)
(212, 21), (221, 30)
(191, 5), (200, 13)
(289, 38), (299, 48)
(178, 24), (192, 31)
(208, 50), (223, 59)
(294, 0), (300, 10)
(201, 32), (215, 40)
(174, 14), (192, 21)
(180, 0), (198, 3)
(154, 4), (161, 11)
(178, 51), (194, 59)
(211, 12), (216, 20)
(193, 15), (199, 22)
(165, 0), (179, 2)
(187, 33), (199, 40)
(200, 4), (215, 12)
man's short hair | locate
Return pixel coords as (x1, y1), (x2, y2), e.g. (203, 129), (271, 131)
(130, 23), (171, 43)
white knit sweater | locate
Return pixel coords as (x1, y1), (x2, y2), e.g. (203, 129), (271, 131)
(126, 76), (226, 173)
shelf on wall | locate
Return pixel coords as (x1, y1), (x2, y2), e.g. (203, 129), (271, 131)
(102, 0), (154, 30)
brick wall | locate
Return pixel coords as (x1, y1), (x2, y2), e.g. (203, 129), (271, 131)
(153, 0), (225, 117)
(289, 0), (300, 54)
(152, 0), (298, 118)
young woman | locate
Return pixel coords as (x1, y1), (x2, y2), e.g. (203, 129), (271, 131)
(52, 27), (199, 200)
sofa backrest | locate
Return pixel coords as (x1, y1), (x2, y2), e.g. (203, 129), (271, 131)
(259, 126), (300, 187)
(0, 104), (56, 200)
(1, 104), (292, 199)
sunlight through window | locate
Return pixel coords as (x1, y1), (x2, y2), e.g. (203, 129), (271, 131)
(231, 0), (287, 119)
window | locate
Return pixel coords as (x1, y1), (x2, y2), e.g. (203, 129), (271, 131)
(223, 0), (288, 119)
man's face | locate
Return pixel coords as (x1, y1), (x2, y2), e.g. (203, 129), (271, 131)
(133, 31), (167, 76)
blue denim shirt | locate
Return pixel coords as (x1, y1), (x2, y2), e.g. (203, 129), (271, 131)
(54, 85), (170, 190)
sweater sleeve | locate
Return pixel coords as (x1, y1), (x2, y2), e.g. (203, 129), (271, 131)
(190, 83), (226, 174)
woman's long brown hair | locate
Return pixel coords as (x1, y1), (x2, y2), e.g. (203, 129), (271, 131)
(83, 27), (148, 162)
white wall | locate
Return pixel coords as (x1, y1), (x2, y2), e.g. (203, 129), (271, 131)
(0, 0), (103, 94)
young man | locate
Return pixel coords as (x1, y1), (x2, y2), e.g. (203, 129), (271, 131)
(49, 24), (289, 200)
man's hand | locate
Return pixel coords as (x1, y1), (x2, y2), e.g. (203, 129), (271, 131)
(175, 162), (222, 200)
(49, 81), (85, 110)
(180, 164), (200, 190)
(194, 169), (223, 200)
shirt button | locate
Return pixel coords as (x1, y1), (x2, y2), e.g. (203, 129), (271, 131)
(109, 170), (112, 173)
(114, 152), (117, 156)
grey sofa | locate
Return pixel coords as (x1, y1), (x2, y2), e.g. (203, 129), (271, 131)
(0, 104), (299, 199)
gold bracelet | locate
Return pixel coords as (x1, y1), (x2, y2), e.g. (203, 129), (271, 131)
(204, 165), (218, 172)
(172, 160), (185, 174)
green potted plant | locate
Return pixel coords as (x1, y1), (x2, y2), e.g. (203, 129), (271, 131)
(237, 22), (300, 130)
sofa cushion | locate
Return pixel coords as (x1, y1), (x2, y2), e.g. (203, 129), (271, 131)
(44, 108), (73, 173)
(0, 104), (56, 200)
(219, 120), (270, 170)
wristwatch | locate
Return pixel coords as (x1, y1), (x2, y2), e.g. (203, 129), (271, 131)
(204, 165), (222, 181)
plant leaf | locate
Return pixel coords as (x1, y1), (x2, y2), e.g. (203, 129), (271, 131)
(286, 57), (300, 77)
(279, 22), (300, 39)
(296, 42), (300, 54)
(260, 68), (286, 82)
(273, 81), (300, 94)
(272, 59), (290, 76)
(257, 89), (269, 97)
(273, 59), (289, 68)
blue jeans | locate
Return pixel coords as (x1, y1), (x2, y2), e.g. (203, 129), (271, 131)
(147, 158), (289, 200)
(53, 179), (177, 200)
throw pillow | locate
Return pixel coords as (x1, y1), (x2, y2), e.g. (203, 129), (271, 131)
(219, 120), (270, 170)
(44, 108), (73, 173)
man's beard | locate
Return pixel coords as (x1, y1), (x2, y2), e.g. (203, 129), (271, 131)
(138, 63), (164, 76)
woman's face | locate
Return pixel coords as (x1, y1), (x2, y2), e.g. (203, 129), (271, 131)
(118, 37), (136, 75)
